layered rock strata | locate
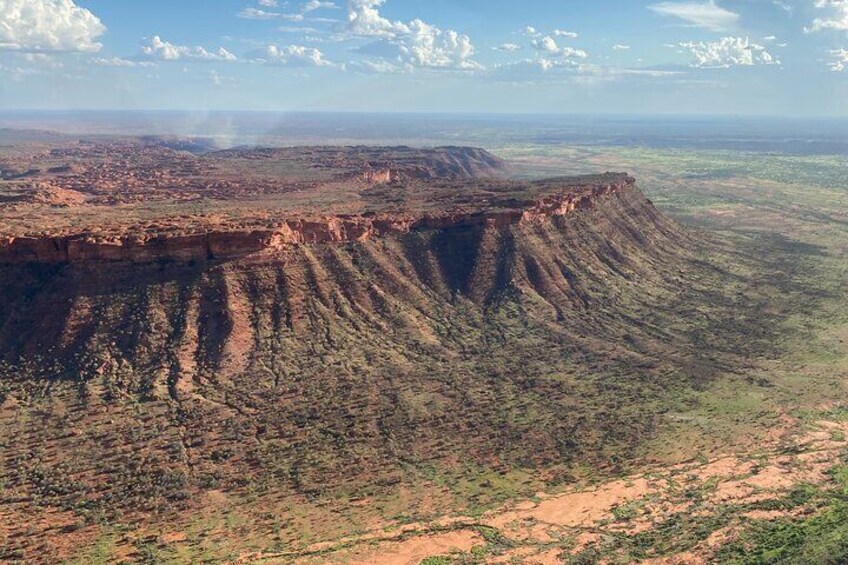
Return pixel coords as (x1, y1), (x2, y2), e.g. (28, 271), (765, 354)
(0, 175), (634, 264)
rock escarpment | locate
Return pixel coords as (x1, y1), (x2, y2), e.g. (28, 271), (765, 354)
(0, 174), (633, 264)
(2, 146), (769, 564)
(0, 175), (685, 370)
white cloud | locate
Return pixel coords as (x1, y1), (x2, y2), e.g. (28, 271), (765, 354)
(241, 1), (331, 20)
(91, 56), (154, 67)
(345, 0), (406, 37)
(648, 0), (740, 31)
(617, 68), (683, 77)
(532, 36), (559, 54)
(0, 0), (105, 52)
(399, 21), (479, 69)
(531, 36), (588, 58)
(303, 0), (336, 11)
(488, 57), (586, 82)
(238, 7), (281, 19)
(612, 44), (631, 50)
(258, 0), (278, 6)
(348, 58), (405, 73)
(806, 0), (848, 32)
(559, 47), (588, 59)
(342, 0), (479, 70)
(829, 48), (848, 70)
(679, 36), (779, 67)
(279, 25), (321, 33)
(140, 36), (238, 62)
(552, 29), (578, 38)
(487, 59), (681, 84)
(521, 26), (541, 37)
(251, 44), (334, 66)
(493, 43), (521, 52)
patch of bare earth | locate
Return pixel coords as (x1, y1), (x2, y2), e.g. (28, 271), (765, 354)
(242, 418), (848, 564)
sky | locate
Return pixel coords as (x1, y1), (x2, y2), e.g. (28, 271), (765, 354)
(0, 0), (846, 115)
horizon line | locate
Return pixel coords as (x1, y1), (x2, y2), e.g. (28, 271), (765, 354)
(1, 109), (847, 120)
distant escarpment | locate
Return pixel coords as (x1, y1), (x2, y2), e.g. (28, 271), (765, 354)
(211, 144), (510, 180)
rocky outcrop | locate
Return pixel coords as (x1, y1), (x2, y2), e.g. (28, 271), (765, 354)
(362, 168), (393, 184)
(0, 175), (635, 264)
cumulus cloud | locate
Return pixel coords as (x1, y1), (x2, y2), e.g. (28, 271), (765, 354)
(531, 36), (588, 58)
(612, 44), (631, 50)
(0, 0), (105, 52)
(648, 0), (739, 31)
(493, 43), (521, 52)
(679, 36), (779, 67)
(345, 0), (406, 37)
(342, 0), (479, 70)
(250, 44), (334, 66)
(829, 47), (848, 70)
(521, 26), (541, 37)
(532, 36), (559, 54)
(258, 0), (278, 5)
(806, 0), (848, 32)
(140, 36), (238, 62)
(390, 21), (478, 69)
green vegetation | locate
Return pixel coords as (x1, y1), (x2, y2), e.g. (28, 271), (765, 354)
(3, 140), (848, 563)
(717, 465), (848, 564)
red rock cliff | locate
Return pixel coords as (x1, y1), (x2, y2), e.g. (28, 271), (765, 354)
(0, 175), (635, 264)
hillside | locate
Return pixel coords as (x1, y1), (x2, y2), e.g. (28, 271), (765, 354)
(0, 140), (786, 563)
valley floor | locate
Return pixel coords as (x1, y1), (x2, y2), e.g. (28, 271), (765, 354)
(251, 410), (848, 564)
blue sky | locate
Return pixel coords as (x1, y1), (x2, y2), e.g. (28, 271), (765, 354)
(0, 0), (846, 115)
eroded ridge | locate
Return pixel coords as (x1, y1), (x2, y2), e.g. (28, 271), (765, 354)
(0, 174), (634, 264)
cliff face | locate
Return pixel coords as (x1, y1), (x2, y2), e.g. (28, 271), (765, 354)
(0, 177), (685, 372)
(4, 172), (759, 563)
(0, 175), (634, 264)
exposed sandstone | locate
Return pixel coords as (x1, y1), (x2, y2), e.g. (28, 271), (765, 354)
(0, 175), (634, 264)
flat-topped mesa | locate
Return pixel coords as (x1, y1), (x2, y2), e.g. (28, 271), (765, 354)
(0, 174), (635, 264)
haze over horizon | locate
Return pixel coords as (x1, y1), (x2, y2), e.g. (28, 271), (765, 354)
(1, 0), (847, 116)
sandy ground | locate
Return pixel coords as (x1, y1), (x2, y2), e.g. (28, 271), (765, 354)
(235, 417), (848, 565)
